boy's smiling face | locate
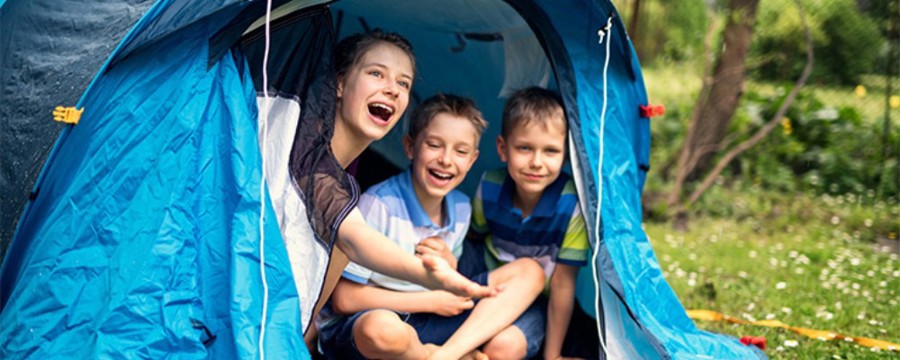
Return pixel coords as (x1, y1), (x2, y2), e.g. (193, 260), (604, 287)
(497, 115), (567, 203)
(405, 112), (480, 206)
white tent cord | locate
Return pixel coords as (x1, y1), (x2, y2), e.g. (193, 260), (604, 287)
(593, 15), (614, 358)
(258, 0), (274, 358)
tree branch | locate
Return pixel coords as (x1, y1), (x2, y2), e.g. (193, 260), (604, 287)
(683, 0), (814, 208)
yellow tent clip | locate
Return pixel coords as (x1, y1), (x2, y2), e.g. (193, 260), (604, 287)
(53, 106), (83, 125)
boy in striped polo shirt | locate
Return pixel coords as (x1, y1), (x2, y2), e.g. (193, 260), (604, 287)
(319, 94), (546, 360)
(468, 87), (590, 360)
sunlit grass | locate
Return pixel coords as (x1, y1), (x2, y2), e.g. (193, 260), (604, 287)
(645, 189), (899, 359)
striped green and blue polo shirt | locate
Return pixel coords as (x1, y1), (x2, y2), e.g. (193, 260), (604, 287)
(471, 168), (589, 278)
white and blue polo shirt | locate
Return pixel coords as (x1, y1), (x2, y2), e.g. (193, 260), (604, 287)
(342, 169), (472, 292)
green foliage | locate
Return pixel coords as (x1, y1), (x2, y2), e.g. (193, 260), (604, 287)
(859, 0), (898, 35)
(751, 0), (886, 85)
(627, 0), (710, 64)
(732, 87), (899, 200)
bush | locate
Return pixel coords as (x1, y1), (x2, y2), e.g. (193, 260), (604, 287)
(750, 0), (885, 85)
(732, 87), (899, 199)
(629, 0), (710, 64)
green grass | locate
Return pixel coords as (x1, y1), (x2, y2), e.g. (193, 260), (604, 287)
(644, 189), (899, 359)
(639, 59), (899, 358)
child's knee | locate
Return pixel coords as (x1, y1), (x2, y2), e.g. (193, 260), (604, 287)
(483, 326), (528, 360)
(509, 258), (545, 289)
(353, 311), (413, 356)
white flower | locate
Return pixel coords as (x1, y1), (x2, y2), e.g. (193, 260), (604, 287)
(816, 311), (835, 320)
(776, 281), (787, 290)
(784, 340), (799, 347)
(749, 250), (757, 258)
(781, 307), (792, 314)
(765, 313), (776, 320)
(746, 303), (756, 311)
(831, 216), (840, 225)
(741, 313), (757, 322)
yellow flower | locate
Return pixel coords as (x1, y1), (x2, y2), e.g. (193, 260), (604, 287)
(890, 95), (899, 109)
(855, 85), (866, 97)
(781, 117), (793, 135)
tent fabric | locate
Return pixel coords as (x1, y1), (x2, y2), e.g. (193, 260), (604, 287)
(0, 0), (154, 256)
(242, 7), (352, 332)
(0, 0), (766, 359)
(0, 2), (308, 358)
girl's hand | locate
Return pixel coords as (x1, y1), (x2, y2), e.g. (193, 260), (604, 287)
(427, 290), (474, 316)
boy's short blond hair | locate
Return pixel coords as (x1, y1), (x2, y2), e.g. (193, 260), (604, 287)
(501, 87), (565, 138)
(408, 93), (487, 142)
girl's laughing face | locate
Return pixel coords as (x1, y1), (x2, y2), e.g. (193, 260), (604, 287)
(336, 42), (414, 144)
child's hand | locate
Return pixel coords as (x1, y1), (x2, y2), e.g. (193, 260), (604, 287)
(427, 290), (474, 316)
(416, 236), (457, 270)
(420, 254), (499, 298)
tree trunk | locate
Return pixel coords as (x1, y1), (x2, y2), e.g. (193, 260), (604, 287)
(685, 0), (814, 208)
(667, 0), (761, 207)
(628, 0), (642, 41)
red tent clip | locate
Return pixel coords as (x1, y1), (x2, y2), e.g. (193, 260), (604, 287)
(639, 104), (665, 118)
(739, 336), (767, 350)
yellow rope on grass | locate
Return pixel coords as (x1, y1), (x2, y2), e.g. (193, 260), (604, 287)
(687, 309), (899, 352)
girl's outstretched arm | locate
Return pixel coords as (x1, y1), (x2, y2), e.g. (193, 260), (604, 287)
(336, 208), (498, 298)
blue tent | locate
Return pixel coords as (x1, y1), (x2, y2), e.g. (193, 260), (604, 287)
(0, 0), (766, 359)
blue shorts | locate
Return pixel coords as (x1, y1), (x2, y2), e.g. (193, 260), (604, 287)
(318, 272), (546, 359)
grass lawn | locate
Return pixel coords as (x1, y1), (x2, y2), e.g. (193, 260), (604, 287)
(643, 189), (898, 359)
(639, 59), (898, 358)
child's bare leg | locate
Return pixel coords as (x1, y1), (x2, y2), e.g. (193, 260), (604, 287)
(428, 258), (544, 360)
(481, 325), (528, 360)
(354, 310), (433, 360)
(460, 349), (489, 360)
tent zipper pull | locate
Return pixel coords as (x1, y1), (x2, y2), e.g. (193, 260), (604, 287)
(52, 106), (83, 125)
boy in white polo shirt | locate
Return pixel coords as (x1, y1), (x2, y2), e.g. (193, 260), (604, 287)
(318, 94), (545, 360)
